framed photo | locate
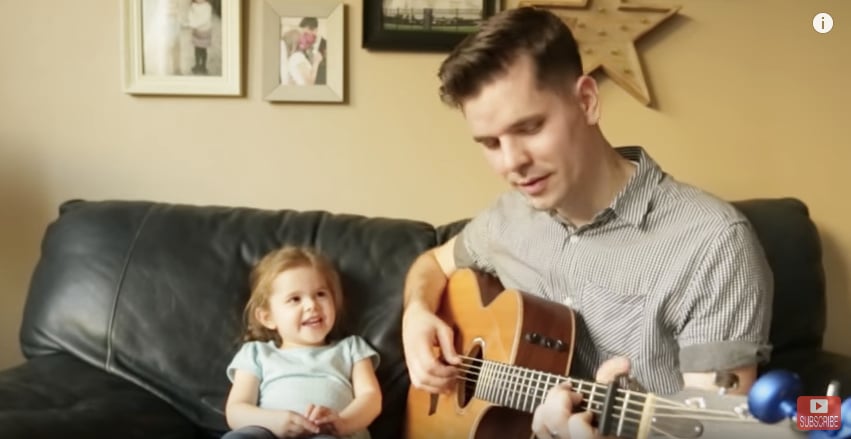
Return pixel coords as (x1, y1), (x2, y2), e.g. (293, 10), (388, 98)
(121, 0), (242, 96)
(363, 0), (500, 52)
(262, 0), (345, 103)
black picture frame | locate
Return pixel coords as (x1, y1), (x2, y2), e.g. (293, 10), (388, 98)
(362, 0), (500, 52)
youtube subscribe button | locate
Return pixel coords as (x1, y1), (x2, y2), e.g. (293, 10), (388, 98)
(798, 396), (842, 430)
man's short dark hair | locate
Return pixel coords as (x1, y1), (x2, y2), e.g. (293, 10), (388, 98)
(299, 17), (319, 29)
(437, 7), (583, 108)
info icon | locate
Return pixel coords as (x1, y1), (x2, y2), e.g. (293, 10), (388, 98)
(813, 13), (834, 34)
(798, 396), (841, 431)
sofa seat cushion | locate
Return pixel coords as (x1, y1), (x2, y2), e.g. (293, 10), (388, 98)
(0, 353), (198, 439)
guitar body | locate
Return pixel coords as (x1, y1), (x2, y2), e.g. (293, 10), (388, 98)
(404, 268), (576, 439)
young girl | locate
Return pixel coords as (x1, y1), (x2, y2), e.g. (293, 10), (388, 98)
(185, 0), (213, 74)
(223, 246), (382, 439)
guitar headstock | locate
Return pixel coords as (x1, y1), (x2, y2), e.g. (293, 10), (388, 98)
(651, 386), (804, 438)
(643, 369), (851, 439)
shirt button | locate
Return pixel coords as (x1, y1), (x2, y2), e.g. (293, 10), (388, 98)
(569, 235), (580, 244)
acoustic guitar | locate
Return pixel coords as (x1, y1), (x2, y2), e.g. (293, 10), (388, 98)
(403, 268), (809, 439)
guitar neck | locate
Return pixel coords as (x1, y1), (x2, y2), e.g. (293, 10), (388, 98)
(468, 358), (650, 437)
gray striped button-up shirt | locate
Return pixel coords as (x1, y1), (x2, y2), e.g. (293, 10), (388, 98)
(453, 146), (773, 395)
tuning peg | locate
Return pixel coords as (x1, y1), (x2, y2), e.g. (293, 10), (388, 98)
(714, 370), (740, 395)
(827, 380), (841, 397)
(748, 370), (802, 423)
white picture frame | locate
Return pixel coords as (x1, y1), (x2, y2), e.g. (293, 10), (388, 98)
(121, 0), (243, 96)
(262, 0), (346, 103)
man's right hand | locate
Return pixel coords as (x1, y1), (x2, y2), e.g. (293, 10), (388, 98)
(402, 300), (462, 394)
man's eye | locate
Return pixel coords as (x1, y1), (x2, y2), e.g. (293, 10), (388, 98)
(520, 122), (542, 133)
(481, 139), (499, 149)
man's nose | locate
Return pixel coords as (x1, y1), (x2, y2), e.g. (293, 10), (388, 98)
(501, 139), (531, 171)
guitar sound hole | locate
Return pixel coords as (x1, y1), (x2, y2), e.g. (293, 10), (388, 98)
(457, 342), (483, 409)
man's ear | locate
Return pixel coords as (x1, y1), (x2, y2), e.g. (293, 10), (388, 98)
(573, 74), (601, 125)
(255, 307), (276, 330)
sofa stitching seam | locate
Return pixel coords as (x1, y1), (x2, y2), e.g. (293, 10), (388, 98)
(105, 204), (155, 371)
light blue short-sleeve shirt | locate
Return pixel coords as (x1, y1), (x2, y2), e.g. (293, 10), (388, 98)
(227, 335), (380, 438)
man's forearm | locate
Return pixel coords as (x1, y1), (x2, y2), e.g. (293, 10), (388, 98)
(403, 250), (449, 312)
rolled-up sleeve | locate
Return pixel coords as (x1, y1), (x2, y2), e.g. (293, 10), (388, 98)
(677, 221), (774, 372)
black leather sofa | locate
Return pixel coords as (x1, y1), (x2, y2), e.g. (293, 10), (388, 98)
(0, 197), (849, 439)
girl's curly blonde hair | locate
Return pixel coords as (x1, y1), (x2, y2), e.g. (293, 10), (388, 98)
(242, 246), (344, 347)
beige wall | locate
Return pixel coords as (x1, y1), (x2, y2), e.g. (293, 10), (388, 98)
(0, 0), (848, 370)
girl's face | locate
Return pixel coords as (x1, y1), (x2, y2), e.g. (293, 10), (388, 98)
(256, 265), (336, 348)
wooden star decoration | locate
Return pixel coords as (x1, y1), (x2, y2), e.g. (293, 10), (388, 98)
(518, 0), (681, 106)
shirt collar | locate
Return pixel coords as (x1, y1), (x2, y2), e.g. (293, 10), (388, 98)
(608, 146), (663, 228)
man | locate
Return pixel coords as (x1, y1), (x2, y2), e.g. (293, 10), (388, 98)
(401, 6), (773, 439)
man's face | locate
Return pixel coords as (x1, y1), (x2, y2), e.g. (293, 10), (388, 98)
(461, 55), (596, 212)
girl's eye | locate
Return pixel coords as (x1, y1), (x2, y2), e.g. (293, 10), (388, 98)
(317, 291), (328, 297)
(287, 296), (300, 303)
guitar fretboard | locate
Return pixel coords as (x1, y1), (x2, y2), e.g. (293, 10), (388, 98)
(469, 359), (645, 437)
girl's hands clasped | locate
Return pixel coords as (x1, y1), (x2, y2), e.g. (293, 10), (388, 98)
(277, 410), (320, 437)
(305, 403), (341, 435)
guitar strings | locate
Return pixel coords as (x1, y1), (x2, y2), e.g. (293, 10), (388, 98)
(450, 373), (671, 438)
(451, 367), (761, 425)
(453, 356), (644, 427)
(456, 354), (743, 413)
(455, 359), (762, 423)
(455, 358), (758, 421)
(454, 355), (759, 423)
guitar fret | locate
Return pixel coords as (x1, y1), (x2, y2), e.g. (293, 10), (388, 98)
(506, 363), (514, 409)
(475, 361), (484, 400)
(498, 362), (508, 407)
(474, 361), (483, 400)
(589, 382), (598, 412)
(574, 379), (584, 407)
(509, 364), (518, 408)
(514, 365), (524, 411)
(618, 389), (630, 437)
(544, 373), (558, 410)
(493, 362), (501, 404)
(489, 362), (497, 405)
(505, 366), (513, 410)
(510, 364), (518, 409)
(482, 361), (493, 403)
(534, 369), (545, 409)
(490, 362), (498, 402)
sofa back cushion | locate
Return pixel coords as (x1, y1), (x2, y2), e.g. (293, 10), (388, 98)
(20, 200), (437, 435)
(731, 198), (826, 354)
